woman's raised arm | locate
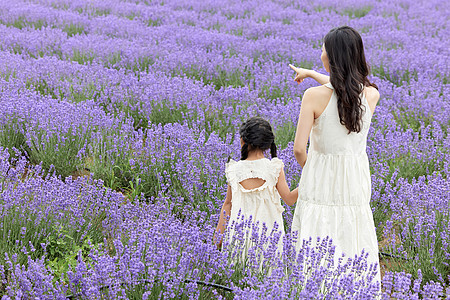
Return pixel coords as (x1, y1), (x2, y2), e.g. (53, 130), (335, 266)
(289, 64), (330, 85)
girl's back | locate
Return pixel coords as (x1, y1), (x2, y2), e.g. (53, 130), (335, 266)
(225, 157), (285, 230)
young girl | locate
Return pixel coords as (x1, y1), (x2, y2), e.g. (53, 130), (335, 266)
(214, 117), (298, 258)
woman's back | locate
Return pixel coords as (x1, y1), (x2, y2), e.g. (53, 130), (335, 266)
(309, 83), (372, 156)
(296, 83), (373, 207)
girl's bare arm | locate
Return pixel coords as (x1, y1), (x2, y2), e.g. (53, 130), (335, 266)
(276, 168), (298, 206)
(214, 185), (232, 248)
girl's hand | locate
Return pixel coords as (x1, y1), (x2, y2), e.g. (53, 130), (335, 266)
(289, 64), (310, 84)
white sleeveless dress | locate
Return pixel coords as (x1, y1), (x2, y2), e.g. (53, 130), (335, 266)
(292, 83), (381, 282)
(225, 158), (285, 262)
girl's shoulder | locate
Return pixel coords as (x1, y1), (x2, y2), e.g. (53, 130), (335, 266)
(226, 157), (284, 167)
(226, 157), (283, 167)
(225, 159), (239, 184)
(268, 158), (284, 180)
(225, 158), (239, 171)
(269, 157), (284, 167)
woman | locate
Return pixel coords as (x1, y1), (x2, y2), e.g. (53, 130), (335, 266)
(289, 26), (381, 284)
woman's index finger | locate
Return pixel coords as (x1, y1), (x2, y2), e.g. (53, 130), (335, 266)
(289, 64), (299, 72)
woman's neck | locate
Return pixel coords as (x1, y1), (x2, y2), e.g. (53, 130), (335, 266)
(246, 150), (265, 161)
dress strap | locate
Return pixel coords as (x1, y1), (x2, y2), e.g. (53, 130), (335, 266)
(324, 82), (333, 89)
(325, 82), (366, 90)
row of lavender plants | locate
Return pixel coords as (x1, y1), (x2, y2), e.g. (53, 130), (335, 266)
(0, 150), (444, 299)
(0, 0), (449, 298)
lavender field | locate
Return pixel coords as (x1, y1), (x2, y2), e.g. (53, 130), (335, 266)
(0, 0), (448, 298)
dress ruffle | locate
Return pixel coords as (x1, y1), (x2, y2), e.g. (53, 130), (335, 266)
(225, 158), (284, 188)
(225, 159), (237, 185)
(292, 198), (379, 268)
(292, 151), (377, 266)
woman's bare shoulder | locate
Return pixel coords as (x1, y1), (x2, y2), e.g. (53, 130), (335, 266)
(364, 86), (380, 113)
(302, 85), (333, 118)
(364, 86), (380, 102)
(303, 85), (333, 101)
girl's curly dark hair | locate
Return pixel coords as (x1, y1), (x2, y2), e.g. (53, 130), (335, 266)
(239, 117), (277, 160)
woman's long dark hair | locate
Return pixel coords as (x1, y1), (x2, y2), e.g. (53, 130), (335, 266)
(324, 26), (378, 133)
(239, 117), (277, 160)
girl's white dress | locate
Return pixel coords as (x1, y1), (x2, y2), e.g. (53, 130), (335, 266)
(292, 83), (381, 283)
(225, 158), (285, 263)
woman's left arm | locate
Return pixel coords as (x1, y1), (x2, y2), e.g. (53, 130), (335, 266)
(293, 89), (316, 168)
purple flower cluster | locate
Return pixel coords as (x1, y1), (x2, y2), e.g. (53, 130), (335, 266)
(0, 0), (448, 298)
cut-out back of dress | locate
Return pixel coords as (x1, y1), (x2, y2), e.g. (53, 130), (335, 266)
(239, 178), (266, 190)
